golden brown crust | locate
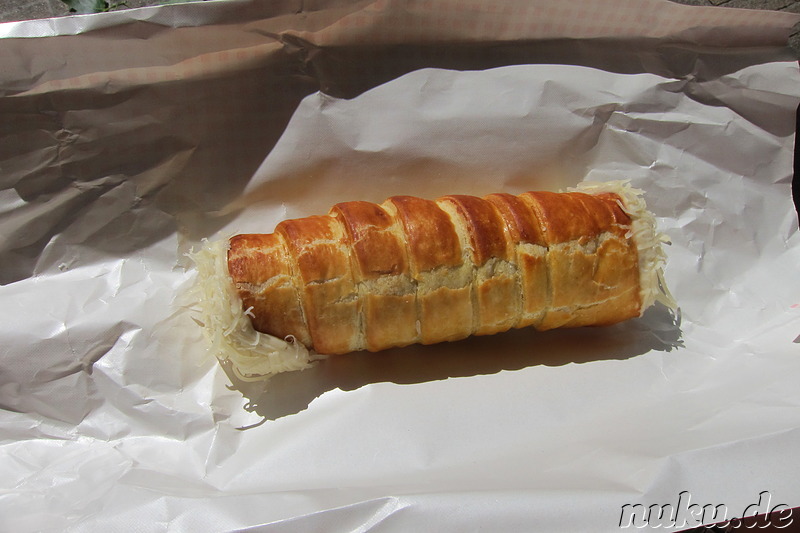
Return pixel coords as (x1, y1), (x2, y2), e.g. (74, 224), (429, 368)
(484, 192), (547, 247)
(276, 215), (351, 283)
(386, 195), (462, 275)
(437, 195), (518, 335)
(227, 233), (311, 346)
(438, 194), (511, 264)
(521, 191), (641, 329)
(384, 196), (473, 344)
(484, 193), (549, 328)
(520, 191), (601, 245)
(226, 189), (644, 355)
(276, 215), (359, 354)
(331, 200), (418, 351)
(331, 201), (407, 279)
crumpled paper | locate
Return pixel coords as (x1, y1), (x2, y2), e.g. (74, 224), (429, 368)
(2, 1), (800, 531)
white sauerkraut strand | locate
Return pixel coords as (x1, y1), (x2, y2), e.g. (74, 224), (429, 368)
(571, 180), (676, 313)
(187, 238), (315, 381)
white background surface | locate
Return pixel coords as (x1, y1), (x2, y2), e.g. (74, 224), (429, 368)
(2, 2), (800, 532)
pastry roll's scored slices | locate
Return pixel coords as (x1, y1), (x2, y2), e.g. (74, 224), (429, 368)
(332, 200), (417, 352)
(189, 180), (673, 381)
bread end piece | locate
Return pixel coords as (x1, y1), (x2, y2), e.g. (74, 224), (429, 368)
(571, 180), (676, 314)
(187, 238), (315, 381)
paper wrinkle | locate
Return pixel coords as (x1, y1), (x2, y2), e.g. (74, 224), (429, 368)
(2, 1), (800, 532)
(0, 0), (236, 38)
(186, 64), (797, 528)
(639, 426), (800, 510)
(2, 0), (799, 45)
(248, 496), (409, 532)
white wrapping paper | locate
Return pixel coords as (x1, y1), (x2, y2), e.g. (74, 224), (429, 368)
(2, 1), (800, 531)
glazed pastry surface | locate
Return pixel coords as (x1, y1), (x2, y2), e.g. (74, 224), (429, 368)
(227, 189), (642, 355)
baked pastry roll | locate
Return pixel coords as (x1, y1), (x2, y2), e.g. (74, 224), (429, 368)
(190, 180), (672, 380)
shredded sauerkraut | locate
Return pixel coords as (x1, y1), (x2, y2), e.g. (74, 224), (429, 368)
(187, 238), (316, 381)
(571, 179), (676, 313)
